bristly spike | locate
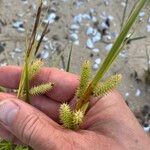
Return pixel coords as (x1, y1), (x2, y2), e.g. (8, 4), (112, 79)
(29, 59), (44, 80)
(59, 103), (73, 129)
(72, 110), (84, 129)
(29, 82), (53, 96)
(93, 74), (122, 97)
(76, 60), (91, 99)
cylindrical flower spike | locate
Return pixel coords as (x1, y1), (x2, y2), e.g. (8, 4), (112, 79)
(59, 103), (73, 129)
(29, 82), (54, 96)
(93, 74), (122, 97)
(29, 59), (44, 80)
(73, 110), (84, 129)
(76, 60), (91, 99)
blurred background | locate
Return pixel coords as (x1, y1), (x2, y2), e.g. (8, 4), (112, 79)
(0, 0), (150, 134)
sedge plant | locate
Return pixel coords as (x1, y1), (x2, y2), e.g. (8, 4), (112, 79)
(17, 1), (54, 102)
(59, 0), (148, 130)
(0, 0), (148, 149)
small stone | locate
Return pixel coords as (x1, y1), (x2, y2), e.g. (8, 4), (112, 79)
(92, 32), (101, 43)
(86, 27), (94, 36)
(21, 0), (28, 4)
(125, 92), (130, 97)
(43, 0), (48, 6)
(40, 50), (49, 59)
(12, 20), (25, 32)
(92, 48), (99, 53)
(148, 17), (150, 23)
(86, 39), (94, 49)
(101, 22), (109, 29)
(108, 15), (114, 21)
(119, 51), (128, 58)
(70, 24), (80, 31)
(143, 125), (150, 132)
(74, 40), (80, 45)
(121, 2), (126, 7)
(73, 14), (83, 24)
(36, 34), (48, 42)
(70, 33), (79, 41)
(92, 16), (97, 22)
(146, 25), (150, 32)
(44, 12), (57, 24)
(135, 89), (141, 97)
(14, 48), (22, 53)
(44, 45), (49, 50)
(95, 58), (101, 65)
(32, 3), (37, 10)
(10, 52), (16, 59)
(139, 11), (145, 17)
(105, 43), (113, 51)
(93, 63), (99, 70)
(104, 0), (109, 5)
(82, 14), (91, 20)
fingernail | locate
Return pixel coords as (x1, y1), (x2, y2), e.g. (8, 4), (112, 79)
(0, 100), (19, 126)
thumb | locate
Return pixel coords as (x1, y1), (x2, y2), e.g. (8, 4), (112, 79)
(0, 98), (62, 149)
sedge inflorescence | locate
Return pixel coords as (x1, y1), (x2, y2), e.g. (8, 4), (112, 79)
(59, 61), (122, 129)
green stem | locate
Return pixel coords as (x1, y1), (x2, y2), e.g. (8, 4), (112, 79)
(25, 57), (30, 103)
(66, 44), (73, 72)
(121, 0), (128, 30)
(17, 63), (26, 99)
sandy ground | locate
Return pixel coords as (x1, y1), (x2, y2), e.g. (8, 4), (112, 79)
(0, 0), (150, 131)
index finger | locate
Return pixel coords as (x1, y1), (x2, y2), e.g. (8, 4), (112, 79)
(0, 66), (79, 102)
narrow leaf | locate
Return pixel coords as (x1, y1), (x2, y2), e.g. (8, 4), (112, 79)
(66, 44), (73, 72)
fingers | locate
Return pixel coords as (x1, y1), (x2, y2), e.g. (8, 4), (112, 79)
(31, 95), (60, 122)
(0, 124), (12, 140)
(32, 67), (78, 102)
(0, 97), (64, 149)
(0, 125), (24, 145)
(0, 66), (21, 89)
(0, 66), (79, 102)
(82, 91), (143, 131)
(0, 93), (60, 122)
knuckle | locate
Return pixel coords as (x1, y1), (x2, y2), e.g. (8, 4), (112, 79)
(20, 114), (41, 145)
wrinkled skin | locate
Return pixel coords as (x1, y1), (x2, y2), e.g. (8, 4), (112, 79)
(0, 66), (149, 150)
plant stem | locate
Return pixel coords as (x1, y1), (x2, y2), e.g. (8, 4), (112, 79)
(17, 63), (26, 99)
(66, 44), (73, 72)
(121, 0), (128, 30)
(76, 0), (147, 110)
(27, 0), (43, 57)
(25, 57), (30, 103)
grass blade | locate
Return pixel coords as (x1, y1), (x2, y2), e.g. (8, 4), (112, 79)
(121, 0), (128, 29)
(27, 0), (43, 57)
(66, 44), (73, 72)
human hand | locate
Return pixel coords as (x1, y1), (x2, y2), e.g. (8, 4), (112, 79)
(0, 66), (149, 150)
